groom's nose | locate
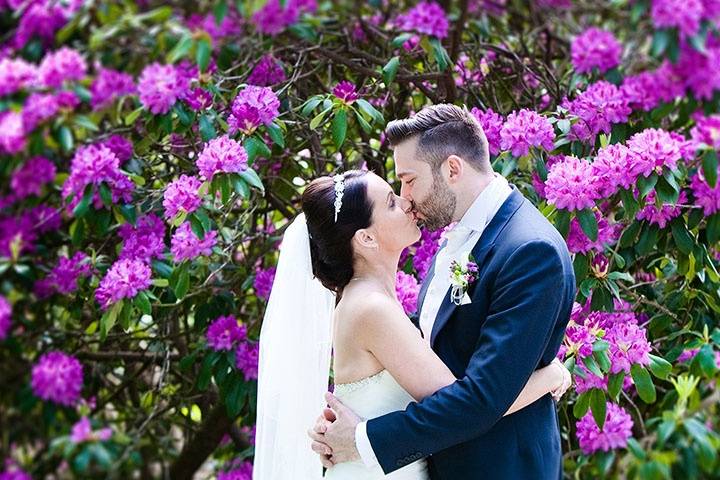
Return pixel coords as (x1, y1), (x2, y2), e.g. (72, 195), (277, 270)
(399, 196), (413, 213)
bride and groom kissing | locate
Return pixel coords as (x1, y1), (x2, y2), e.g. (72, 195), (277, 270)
(253, 104), (576, 479)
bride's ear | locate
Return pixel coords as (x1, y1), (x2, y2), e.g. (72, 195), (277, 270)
(353, 228), (378, 251)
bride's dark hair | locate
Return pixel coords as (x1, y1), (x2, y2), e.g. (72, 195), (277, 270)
(302, 170), (373, 293)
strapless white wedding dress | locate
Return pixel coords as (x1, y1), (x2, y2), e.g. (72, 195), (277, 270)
(324, 369), (430, 479)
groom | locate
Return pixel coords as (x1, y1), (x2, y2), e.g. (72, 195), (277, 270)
(310, 104), (575, 479)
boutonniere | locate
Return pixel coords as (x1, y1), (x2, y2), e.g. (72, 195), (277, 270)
(449, 251), (479, 306)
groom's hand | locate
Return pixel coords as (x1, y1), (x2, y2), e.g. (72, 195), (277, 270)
(322, 392), (362, 464)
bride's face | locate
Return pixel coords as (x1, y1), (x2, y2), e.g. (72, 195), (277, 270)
(364, 173), (421, 251)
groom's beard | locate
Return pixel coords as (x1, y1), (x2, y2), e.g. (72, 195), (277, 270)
(415, 171), (456, 231)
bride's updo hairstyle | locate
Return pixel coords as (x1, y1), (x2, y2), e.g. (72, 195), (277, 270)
(302, 170), (372, 293)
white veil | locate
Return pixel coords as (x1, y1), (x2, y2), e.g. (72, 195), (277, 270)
(253, 213), (337, 479)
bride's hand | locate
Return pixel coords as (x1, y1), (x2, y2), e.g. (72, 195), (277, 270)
(549, 357), (572, 402)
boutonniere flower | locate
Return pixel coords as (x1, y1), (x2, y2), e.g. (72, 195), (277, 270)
(449, 251), (479, 306)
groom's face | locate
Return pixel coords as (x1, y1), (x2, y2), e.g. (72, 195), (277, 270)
(394, 138), (456, 231)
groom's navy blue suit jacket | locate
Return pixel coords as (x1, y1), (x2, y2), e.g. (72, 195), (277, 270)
(366, 187), (575, 479)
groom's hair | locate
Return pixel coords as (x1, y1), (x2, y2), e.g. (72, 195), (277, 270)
(385, 104), (491, 174)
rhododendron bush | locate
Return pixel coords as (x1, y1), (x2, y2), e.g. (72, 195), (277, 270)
(1, 0), (719, 478)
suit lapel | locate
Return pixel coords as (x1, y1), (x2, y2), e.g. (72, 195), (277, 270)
(430, 187), (526, 347)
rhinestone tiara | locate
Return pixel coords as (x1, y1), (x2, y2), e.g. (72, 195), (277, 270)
(333, 174), (345, 223)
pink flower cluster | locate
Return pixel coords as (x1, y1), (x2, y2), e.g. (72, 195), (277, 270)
(34, 252), (92, 298)
(395, 1), (450, 39)
(0, 296), (11, 340)
(499, 109), (555, 157)
(10, 156), (56, 201)
(690, 170), (720, 215)
(636, 190), (688, 228)
(70, 416), (112, 444)
(217, 460), (253, 480)
(252, 0), (317, 36)
(396, 271), (420, 315)
(31, 351), (83, 406)
(247, 55), (286, 86)
(236, 341), (260, 380)
(651, 0), (705, 37)
(563, 81), (631, 143)
(332, 81), (360, 104)
(253, 267), (277, 301)
(164, 174), (203, 220)
(61, 144), (135, 213)
(90, 67), (136, 110)
(206, 315), (247, 351)
(544, 156), (599, 211)
(171, 222), (217, 262)
(137, 62), (191, 115)
(94, 258), (152, 310)
(196, 135), (249, 180)
(38, 47), (87, 88)
(118, 214), (166, 263)
(227, 85), (280, 134)
(0, 57), (36, 96)
(471, 107), (504, 156)
(571, 28), (622, 74)
(576, 402), (634, 454)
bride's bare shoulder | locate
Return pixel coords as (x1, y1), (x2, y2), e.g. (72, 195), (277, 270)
(338, 288), (403, 328)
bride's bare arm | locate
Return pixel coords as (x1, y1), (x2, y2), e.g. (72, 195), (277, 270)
(357, 293), (570, 409)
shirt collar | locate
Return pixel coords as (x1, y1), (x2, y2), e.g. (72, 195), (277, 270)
(456, 174), (510, 232)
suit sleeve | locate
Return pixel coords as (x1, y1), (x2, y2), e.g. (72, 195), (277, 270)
(365, 240), (569, 474)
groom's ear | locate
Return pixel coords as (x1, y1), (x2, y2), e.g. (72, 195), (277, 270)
(353, 228), (378, 250)
(446, 155), (464, 183)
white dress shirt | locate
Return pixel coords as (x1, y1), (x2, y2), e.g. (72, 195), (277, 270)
(355, 174), (513, 468)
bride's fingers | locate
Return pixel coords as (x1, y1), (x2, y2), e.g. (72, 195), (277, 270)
(315, 415), (329, 433)
(320, 454), (334, 469)
(323, 407), (337, 422)
(309, 436), (333, 455)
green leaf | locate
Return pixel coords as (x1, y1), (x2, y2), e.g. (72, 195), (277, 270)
(651, 29), (671, 57)
(619, 188), (639, 221)
(696, 344), (719, 376)
(577, 209), (598, 242)
(100, 300), (124, 341)
(428, 37), (451, 71)
(310, 106), (332, 129)
(58, 125), (74, 153)
(231, 176), (250, 198)
(266, 122), (285, 147)
(382, 56), (400, 85)
(355, 99), (384, 125)
(99, 182), (113, 208)
(573, 391), (591, 418)
(702, 150), (718, 188)
(301, 96), (323, 117)
(73, 114), (99, 132)
(172, 264), (190, 299)
(195, 37), (212, 72)
(631, 364), (657, 403)
(637, 173), (658, 198)
(607, 371), (625, 401)
(583, 355), (604, 378)
(125, 106), (144, 126)
(167, 34), (194, 64)
(589, 388), (607, 430)
(240, 168), (265, 194)
(671, 220), (694, 255)
(189, 213), (206, 239)
(354, 109), (372, 133)
(554, 209), (571, 238)
(593, 349), (611, 373)
(707, 213), (720, 244)
(134, 291), (152, 315)
(244, 136), (271, 164)
(332, 109), (348, 149)
(648, 354), (672, 380)
(73, 184), (94, 218)
(199, 114), (217, 141)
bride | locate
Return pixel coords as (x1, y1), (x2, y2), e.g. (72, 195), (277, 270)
(253, 169), (571, 479)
